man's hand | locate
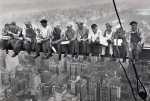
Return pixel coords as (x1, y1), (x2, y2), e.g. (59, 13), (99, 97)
(83, 38), (87, 41)
(71, 38), (76, 41)
(95, 40), (99, 43)
(78, 39), (82, 42)
(26, 37), (31, 42)
(107, 39), (112, 44)
(88, 39), (92, 44)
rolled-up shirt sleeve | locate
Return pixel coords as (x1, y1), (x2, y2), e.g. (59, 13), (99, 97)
(140, 29), (145, 44)
(47, 27), (53, 39)
(1, 28), (6, 36)
(88, 30), (92, 40)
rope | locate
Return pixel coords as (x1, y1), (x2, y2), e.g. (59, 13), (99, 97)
(111, 0), (147, 100)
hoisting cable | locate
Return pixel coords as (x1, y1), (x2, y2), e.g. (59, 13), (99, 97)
(111, 0), (147, 100)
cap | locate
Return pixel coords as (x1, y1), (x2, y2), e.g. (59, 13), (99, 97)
(24, 20), (31, 25)
(130, 21), (138, 25)
(91, 24), (98, 29)
(5, 23), (10, 26)
(115, 24), (123, 29)
(40, 19), (47, 23)
(66, 22), (73, 28)
(76, 20), (84, 25)
(10, 22), (16, 25)
(105, 23), (113, 27)
(53, 22), (60, 28)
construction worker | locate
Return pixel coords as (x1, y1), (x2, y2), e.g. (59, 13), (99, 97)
(8, 22), (23, 57)
(113, 25), (127, 63)
(63, 22), (78, 58)
(34, 19), (53, 59)
(76, 21), (90, 59)
(128, 21), (145, 62)
(52, 22), (63, 60)
(1, 23), (10, 54)
(100, 23), (114, 61)
(88, 24), (103, 60)
(22, 20), (36, 54)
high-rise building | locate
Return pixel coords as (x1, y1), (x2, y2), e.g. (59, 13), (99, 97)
(101, 84), (109, 101)
(89, 79), (97, 101)
(0, 50), (6, 69)
(80, 79), (87, 101)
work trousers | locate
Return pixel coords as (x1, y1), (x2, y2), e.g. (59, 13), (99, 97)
(113, 42), (127, 58)
(89, 41), (101, 55)
(9, 38), (23, 54)
(1, 39), (9, 51)
(52, 41), (62, 55)
(130, 43), (142, 60)
(35, 39), (51, 54)
(64, 40), (79, 54)
(101, 44), (113, 56)
(23, 37), (36, 53)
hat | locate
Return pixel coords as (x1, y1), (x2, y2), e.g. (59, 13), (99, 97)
(115, 24), (123, 29)
(24, 20), (31, 25)
(130, 21), (137, 25)
(40, 19), (47, 23)
(91, 24), (98, 29)
(66, 22), (73, 28)
(10, 22), (16, 25)
(76, 20), (84, 25)
(53, 22), (60, 28)
(5, 23), (9, 26)
(105, 23), (113, 27)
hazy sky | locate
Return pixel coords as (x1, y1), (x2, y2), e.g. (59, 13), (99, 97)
(0, 0), (149, 15)
(0, 0), (150, 24)
(0, 0), (105, 14)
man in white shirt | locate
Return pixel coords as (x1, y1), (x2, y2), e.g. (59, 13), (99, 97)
(100, 23), (114, 61)
(88, 24), (103, 60)
(34, 19), (53, 59)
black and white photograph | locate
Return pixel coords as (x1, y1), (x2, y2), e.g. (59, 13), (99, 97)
(0, 0), (150, 101)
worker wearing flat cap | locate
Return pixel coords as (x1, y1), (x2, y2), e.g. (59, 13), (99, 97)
(63, 22), (78, 58)
(76, 20), (91, 59)
(1, 23), (11, 54)
(22, 20), (37, 54)
(127, 21), (145, 62)
(8, 21), (23, 57)
(34, 19), (53, 59)
(52, 22), (64, 60)
(100, 23), (114, 61)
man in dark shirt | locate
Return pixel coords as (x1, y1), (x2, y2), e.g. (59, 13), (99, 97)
(52, 23), (63, 60)
(1, 23), (10, 54)
(22, 21), (36, 54)
(128, 21), (144, 62)
(113, 27), (127, 63)
(8, 22), (23, 57)
(76, 21), (90, 59)
(63, 22), (78, 58)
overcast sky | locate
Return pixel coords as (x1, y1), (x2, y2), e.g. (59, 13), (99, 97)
(0, 0), (150, 24)
(0, 0), (149, 15)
